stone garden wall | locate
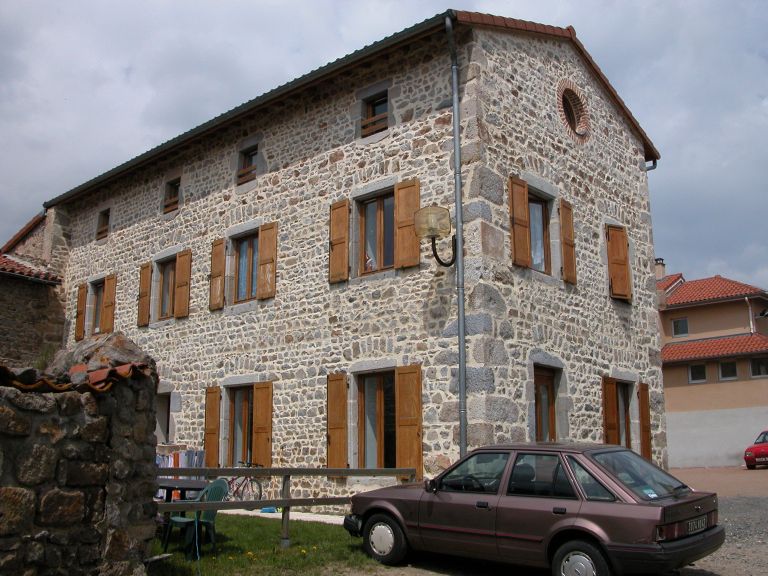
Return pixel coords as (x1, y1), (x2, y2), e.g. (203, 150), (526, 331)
(0, 334), (157, 576)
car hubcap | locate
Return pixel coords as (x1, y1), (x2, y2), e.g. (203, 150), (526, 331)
(369, 523), (395, 556)
(561, 551), (596, 576)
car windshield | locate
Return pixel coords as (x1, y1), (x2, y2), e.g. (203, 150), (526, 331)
(755, 432), (768, 444)
(591, 449), (687, 501)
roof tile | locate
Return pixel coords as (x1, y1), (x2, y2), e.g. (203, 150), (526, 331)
(657, 273), (684, 292)
(662, 333), (768, 363)
(666, 275), (765, 306)
(0, 253), (60, 283)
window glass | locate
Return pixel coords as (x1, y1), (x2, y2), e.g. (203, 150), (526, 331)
(689, 364), (706, 383)
(592, 449), (686, 501)
(360, 193), (394, 275)
(364, 201), (378, 272)
(529, 201), (546, 272)
(382, 195), (394, 268)
(164, 179), (180, 212)
(361, 94), (388, 137)
(567, 456), (614, 501)
(751, 358), (768, 377)
(96, 209), (110, 240)
(617, 383), (630, 448)
(672, 318), (688, 337)
(230, 386), (253, 465)
(719, 361), (737, 380)
(91, 281), (104, 334)
(237, 238), (248, 301)
(360, 372), (396, 468)
(159, 259), (176, 319)
(441, 452), (509, 494)
(507, 453), (575, 498)
(754, 431), (768, 444)
(234, 234), (259, 302)
(534, 367), (556, 442)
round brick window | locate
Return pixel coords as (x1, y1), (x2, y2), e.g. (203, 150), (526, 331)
(557, 80), (590, 143)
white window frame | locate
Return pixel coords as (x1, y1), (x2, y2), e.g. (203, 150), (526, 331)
(719, 360), (738, 381)
(750, 357), (768, 378)
(672, 317), (688, 337)
(688, 364), (707, 384)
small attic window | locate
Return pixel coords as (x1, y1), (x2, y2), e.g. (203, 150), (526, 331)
(557, 80), (590, 143)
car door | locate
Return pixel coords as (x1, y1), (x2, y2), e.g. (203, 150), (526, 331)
(496, 452), (581, 566)
(418, 451), (510, 560)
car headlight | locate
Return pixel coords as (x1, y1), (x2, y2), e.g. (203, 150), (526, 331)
(745, 451), (753, 457)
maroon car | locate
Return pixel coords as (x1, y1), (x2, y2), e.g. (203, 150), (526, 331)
(744, 429), (768, 469)
(344, 443), (725, 576)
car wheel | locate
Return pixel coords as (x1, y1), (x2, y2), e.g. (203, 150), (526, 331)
(747, 464), (756, 470)
(552, 540), (610, 576)
(362, 513), (408, 565)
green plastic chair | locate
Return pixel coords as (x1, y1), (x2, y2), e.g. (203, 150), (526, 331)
(162, 478), (228, 558)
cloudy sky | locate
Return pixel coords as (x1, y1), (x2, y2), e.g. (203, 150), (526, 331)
(1, 0), (765, 287)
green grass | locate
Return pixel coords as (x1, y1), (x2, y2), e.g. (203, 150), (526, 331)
(148, 513), (378, 576)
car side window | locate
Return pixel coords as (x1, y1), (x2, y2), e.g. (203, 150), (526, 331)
(507, 454), (577, 499)
(440, 452), (509, 494)
(568, 456), (616, 502)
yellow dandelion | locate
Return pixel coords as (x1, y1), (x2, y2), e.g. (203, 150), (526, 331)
(301, 549), (307, 554)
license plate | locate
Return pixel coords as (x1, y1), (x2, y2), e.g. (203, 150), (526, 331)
(687, 515), (707, 535)
(756, 457), (768, 462)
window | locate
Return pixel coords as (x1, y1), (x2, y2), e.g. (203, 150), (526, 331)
(164, 178), (181, 213)
(156, 393), (171, 443)
(234, 232), (259, 302)
(529, 197), (551, 273)
(74, 275), (116, 340)
(440, 452), (509, 493)
(226, 382), (273, 467)
(96, 209), (110, 240)
(507, 453), (576, 498)
(237, 145), (259, 185)
(672, 318), (688, 337)
(688, 364), (707, 383)
(534, 367), (557, 442)
(719, 361), (737, 381)
(91, 280), (105, 334)
(361, 93), (388, 137)
(602, 377), (631, 448)
(359, 192), (394, 274)
(157, 258), (176, 320)
(752, 358), (768, 377)
(567, 457), (614, 501)
(606, 225), (632, 301)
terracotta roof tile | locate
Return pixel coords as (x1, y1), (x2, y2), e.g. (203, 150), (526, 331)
(657, 273), (684, 292)
(0, 253), (60, 283)
(662, 333), (768, 363)
(665, 275), (765, 306)
(0, 362), (149, 393)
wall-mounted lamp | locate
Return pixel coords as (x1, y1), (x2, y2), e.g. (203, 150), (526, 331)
(414, 205), (456, 267)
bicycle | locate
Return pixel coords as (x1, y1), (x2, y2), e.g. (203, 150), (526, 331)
(224, 461), (264, 501)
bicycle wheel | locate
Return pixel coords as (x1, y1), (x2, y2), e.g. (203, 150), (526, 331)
(241, 478), (262, 501)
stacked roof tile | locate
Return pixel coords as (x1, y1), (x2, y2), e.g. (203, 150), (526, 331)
(656, 273), (683, 293)
(664, 275), (765, 306)
(661, 333), (768, 363)
(0, 253), (60, 283)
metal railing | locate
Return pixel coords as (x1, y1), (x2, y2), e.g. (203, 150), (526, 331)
(156, 466), (417, 547)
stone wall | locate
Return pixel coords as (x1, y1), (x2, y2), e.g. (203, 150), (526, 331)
(0, 346), (157, 576)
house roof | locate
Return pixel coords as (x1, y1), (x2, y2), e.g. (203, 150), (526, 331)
(42, 9), (659, 210)
(662, 333), (768, 364)
(1, 212), (45, 253)
(665, 275), (766, 307)
(0, 253), (60, 284)
(657, 273), (684, 293)
(0, 362), (147, 393)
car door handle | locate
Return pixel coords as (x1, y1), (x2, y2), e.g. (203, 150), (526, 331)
(553, 507), (567, 515)
(476, 501), (490, 509)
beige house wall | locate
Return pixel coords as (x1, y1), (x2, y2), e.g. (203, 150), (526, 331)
(660, 300), (752, 344)
(665, 360), (768, 412)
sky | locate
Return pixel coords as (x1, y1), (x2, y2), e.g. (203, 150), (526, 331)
(0, 0), (766, 287)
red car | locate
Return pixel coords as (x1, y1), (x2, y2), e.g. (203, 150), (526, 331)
(744, 430), (768, 469)
(345, 443), (725, 576)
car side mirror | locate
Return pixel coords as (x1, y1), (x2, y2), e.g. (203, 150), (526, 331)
(424, 478), (437, 493)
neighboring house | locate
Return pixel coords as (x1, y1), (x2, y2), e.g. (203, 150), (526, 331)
(656, 259), (768, 467)
(0, 213), (64, 368)
(31, 10), (663, 477)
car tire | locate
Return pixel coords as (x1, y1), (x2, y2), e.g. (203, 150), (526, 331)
(746, 464), (756, 470)
(362, 513), (408, 565)
(552, 539), (610, 576)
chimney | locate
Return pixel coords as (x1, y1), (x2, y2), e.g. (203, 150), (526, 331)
(654, 257), (666, 280)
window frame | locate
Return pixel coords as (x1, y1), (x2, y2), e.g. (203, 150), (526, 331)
(672, 317), (689, 337)
(688, 363), (707, 384)
(361, 92), (389, 137)
(96, 208), (110, 240)
(233, 231), (259, 304)
(157, 257), (176, 321)
(616, 382), (632, 449)
(90, 279), (105, 335)
(528, 195), (552, 275)
(534, 366), (557, 442)
(358, 191), (395, 276)
(163, 178), (181, 213)
(751, 357), (768, 378)
(719, 360), (738, 381)
(228, 385), (254, 466)
(357, 370), (396, 469)
(237, 144), (260, 186)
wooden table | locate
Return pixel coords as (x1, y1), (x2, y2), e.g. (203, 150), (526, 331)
(157, 477), (207, 502)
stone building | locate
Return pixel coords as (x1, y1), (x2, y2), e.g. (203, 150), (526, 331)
(36, 10), (664, 477)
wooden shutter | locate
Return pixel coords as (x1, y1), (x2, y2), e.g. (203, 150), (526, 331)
(174, 249), (192, 318)
(204, 387), (221, 467)
(75, 283), (87, 341)
(329, 200), (350, 283)
(638, 382), (652, 459)
(137, 263), (152, 327)
(251, 382), (273, 467)
(560, 199), (577, 284)
(602, 376), (619, 445)
(327, 373), (348, 468)
(395, 365), (423, 479)
(606, 225), (631, 301)
(509, 176), (531, 267)
(394, 179), (420, 269)
(257, 222), (277, 300)
(209, 238), (226, 310)
(100, 274), (117, 334)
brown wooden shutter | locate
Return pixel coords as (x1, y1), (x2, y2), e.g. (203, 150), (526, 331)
(327, 373), (348, 468)
(209, 238), (226, 310)
(204, 386), (221, 467)
(137, 263), (152, 327)
(560, 199), (577, 284)
(395, 365), (423, 479)
(257, 222), (277, 299)
(606, 225), (632, 301)
(75, 283), (87, 341)
(100, 274), (117, 334)
(394, 179), (420, 269)
(638, 382), (652, 459)
(251, 382), (273, 467)
(509, 176), (531, 267)
(174, 249), (192, 318)
(329, 200), (350, 283)
(602, 376), (619, 445)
